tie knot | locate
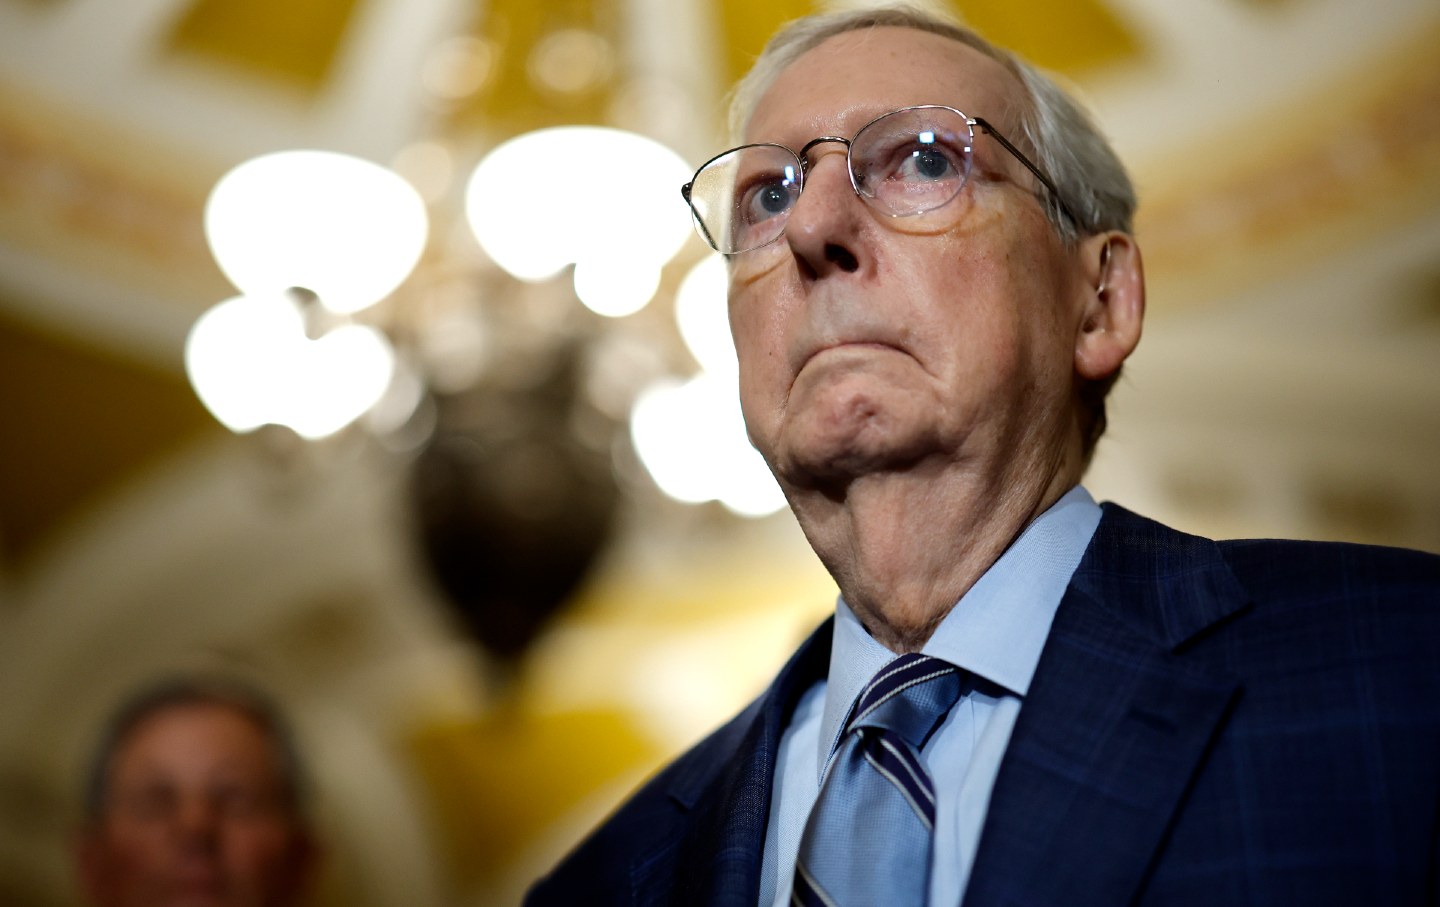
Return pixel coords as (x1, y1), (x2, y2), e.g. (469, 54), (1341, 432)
(845, 653), (963, 749)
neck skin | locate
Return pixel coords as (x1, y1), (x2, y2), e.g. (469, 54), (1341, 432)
(786, 421), (1085, 654)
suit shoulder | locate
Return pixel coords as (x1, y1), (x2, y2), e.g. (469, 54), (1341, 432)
(1204, 537), (1440, 690)
(1216, 536), (1440, 605)
(524, 696), (763, 905)
(526, 618), (830, 905)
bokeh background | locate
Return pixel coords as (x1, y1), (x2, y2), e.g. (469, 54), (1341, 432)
(1, 0), (1437, 904)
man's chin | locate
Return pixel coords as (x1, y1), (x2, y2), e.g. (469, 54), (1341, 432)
(773, 423), (940, 492)
(162, 876), (232, 907)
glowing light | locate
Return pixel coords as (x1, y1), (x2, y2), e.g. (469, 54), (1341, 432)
(364, 357), (426, 436)
(205, 150), (428, 314)
(529, 29), (612, 95)
(466, 127), (692, 314)
(574, 257), (660, 318)
(629, 373), (785, 517)
(422, 36), (495, 100)
(185, 293), (395, 440)
(675, 254), (734, 375)
(717, 447), (788, 518)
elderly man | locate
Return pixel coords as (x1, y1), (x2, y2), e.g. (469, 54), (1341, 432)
(75, 678), (318, 907)
(529, 6), (1440, 906)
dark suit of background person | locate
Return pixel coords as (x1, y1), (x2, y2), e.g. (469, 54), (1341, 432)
(527, 7), (1440, 906)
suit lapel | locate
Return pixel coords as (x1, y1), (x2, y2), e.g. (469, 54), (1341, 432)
(964, 506), (1249, 907)
(647, 619), (832, 907)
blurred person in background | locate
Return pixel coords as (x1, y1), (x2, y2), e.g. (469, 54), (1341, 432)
(528, 5), (1440, 905)
(74, 677), (318, 907)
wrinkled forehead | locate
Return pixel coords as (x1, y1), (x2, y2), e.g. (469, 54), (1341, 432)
(745, 26), (1030, 147)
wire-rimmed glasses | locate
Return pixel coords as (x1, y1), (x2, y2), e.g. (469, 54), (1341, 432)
(680, 105), (1073, 255)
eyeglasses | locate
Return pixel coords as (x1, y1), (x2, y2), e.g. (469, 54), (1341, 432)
(680, 105), (1074, 255)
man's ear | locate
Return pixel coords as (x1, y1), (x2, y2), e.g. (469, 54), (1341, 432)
(1074, 231), (1144, 381)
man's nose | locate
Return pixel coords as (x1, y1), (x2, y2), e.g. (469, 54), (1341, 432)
(173, 796), (223, 847)
(786, 147), (864, 277)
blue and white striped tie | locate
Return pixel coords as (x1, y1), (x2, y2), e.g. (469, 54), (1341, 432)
(793, 653), (963, 907)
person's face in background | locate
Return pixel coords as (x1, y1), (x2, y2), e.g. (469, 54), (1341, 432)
(76, 703), (316, 907)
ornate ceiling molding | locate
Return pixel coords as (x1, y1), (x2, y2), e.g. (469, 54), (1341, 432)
(0, 88), (225, 329)
(1136, 20), (1440, 303)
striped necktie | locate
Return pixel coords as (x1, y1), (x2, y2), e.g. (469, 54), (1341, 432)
(793, 652), (963, 907)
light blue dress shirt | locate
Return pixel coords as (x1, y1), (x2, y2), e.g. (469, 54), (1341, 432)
(758, 486), (1102, 907)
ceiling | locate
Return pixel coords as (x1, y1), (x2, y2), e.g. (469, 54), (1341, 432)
(0, 0), (1437, 904)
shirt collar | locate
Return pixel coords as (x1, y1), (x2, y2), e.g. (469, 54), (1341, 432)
(817, 485), (1102, 776)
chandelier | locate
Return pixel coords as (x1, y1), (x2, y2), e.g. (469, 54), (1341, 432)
(185, 127), (784, 518)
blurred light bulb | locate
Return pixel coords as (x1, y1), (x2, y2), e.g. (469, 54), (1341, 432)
(629, 373), (785, 516)
(630, 376), (713, 503)
(185, 293), (303, 434)
(185, 293), (396, 440)
(283, 324), (395, 439)
(205, 150), (428, 314)
(715, 445), (786, 517)
(364, 356), (426, 436)
(574, 256), (660, 317)
(675, 253), (734, 375)
(466, 126), (691, 315)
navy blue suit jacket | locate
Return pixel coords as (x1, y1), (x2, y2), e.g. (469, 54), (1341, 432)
(527, 505), (1440, 905)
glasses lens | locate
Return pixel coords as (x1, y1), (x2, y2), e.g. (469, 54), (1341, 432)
(687, 145), (802, 254)
(851, 107), (974, 217)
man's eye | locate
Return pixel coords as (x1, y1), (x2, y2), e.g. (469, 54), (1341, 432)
(740, 175), (797, 224)
(118, 786), (177, 819)
(903, 147), (953, 180)
(216, 787), (269, 817)
(754, 183), (792, 216)
(885, 140), (963, 183)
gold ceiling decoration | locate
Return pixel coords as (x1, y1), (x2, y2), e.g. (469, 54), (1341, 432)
(0, 101), (222, 567)
(1138, 19), (1440, 300)
(715, 0), (817, 89)
(0, 314), (217, 567)
(445, 0), (1143, 144)
(167, 0), (362, 93)
(53, 0), (1145, 138)
(947, 0), (1140, 74)
(452, 0), (622, 137)
(711, 0), (1140, 108)
(0, 107), (214, 294)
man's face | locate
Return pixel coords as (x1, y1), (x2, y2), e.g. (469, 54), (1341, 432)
(731, 27), (1092, 493)
(77, 704), (314, 907)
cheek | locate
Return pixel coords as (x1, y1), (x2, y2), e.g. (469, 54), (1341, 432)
(90, 832), (168, 896)
(734, 353), (781, 451)
(221, 826), (309, 895)
(223, 820), (295, 862)
(728, 302), (787, 453)
(104, 822), (168, 860)
(727, 283), (787, 381)
(916, 244), (1065, 398)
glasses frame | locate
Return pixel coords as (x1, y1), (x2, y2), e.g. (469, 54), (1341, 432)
(680, 105), (1077, 255)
